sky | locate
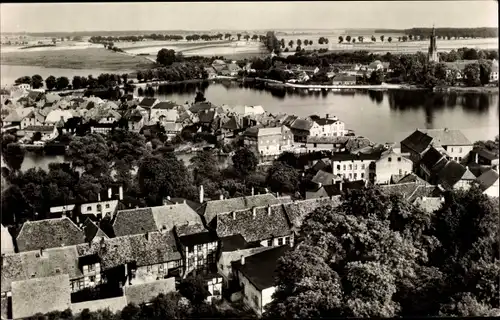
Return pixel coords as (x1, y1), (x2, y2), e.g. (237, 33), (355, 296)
(1, 1), (498, 33)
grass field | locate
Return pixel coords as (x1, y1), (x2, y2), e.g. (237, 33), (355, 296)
(0, 47), (155, 70)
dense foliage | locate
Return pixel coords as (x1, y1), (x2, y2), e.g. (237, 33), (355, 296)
(264, 185), (500, 318)
(374, 27), (498, 39)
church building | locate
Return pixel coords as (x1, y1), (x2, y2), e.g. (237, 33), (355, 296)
(428, 26), (439, 63)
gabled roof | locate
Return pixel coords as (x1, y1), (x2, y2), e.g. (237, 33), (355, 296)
(153, 101), (178, 110)
(71, 296), (128, 314)
(83, 219), (109, 243)
(401, 130), (434, 154)
(124, 277), (176, 306)
(24, 125), (55, 132)
(314, 118), (340, 126)
(332, 74), (356, 82)
(178, 231), (219, 247)
(380, 183), (441, 202)
(198, 110), (216, 123)
(420, 146), (446, 171)
(395, 172), (430, 185)
(27, 91), (44, 101)
(283, 198), (339, 231)
(232, 245), (290, 291)
(420, 128), (472, 146)
(189, 102), (213, 113)
(215, 204), (292, 243)
(198, 194), (286, 225)
(1, 245), (82, 293)
(219, 234), (250, 252)
(113, 203), (206, 237)
(76, 231), (181, 270)
(11, 274), (71, 319)
(438, 161), (467, 189)
(330, 151), (382, 162)
(138, 97), (158, 108)
(476, 169), (499, 191)
(311, 170), (336, 186)
(16, 217), (86, 252)
(221, 116), (240, 130)
(290, 118), (314, 132)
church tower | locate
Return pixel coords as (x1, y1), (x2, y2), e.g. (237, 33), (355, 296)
(428, 26), (439, 63)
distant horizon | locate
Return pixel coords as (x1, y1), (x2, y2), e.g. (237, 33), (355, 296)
(1, 27), (498, 36)
(1, 2), (497, 33)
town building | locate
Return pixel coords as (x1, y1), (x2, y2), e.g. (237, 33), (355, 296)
(243, 125), (293, 157)
(332, 74), (356, 85)
(368, 148), (413, 184)
(232, 245), (290, 316)
(16, 217), (86, 252)
(23, 125), (58, 141)
(309, 114), (346, 137)
(150, 101), (179, 123)
(331, 151), (382, 181)
(305, 180), (365, 200)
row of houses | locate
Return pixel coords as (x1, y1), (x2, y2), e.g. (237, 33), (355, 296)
(1, 191), (339, 319)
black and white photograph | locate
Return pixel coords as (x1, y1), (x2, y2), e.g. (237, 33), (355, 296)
(0, 1), (499, 319)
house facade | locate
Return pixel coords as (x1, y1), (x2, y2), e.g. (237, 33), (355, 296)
(332, 152), (382, 181)
(24, 125), (58, 141)
(243, 125), (292, 157)
(368, 149), (413, 185)
(332, 74), (356, 85)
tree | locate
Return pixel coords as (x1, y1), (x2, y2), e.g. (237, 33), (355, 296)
(296, 39), (302, 47)
(352, 38), (356, 43)
(232, 147), (258, 178)
(194, 91), (206, 103)
(388, 37), (393, 43)
(179, 275), (209, 305)
(304, 40), (309, 46)
(463, 63), (481, 87)
(55, 77), (70, 90)
(288, 40), (294, 48)
(380, 35), (385, 42)
(66, 134), (111, 177)
(3, 143), (25, 172)
(370, 69), (385, 85)
(137, 153), (193, 205)
(237, 33), (242, 41)
(45, 76), (56, 90)
(338, 36), (344, 43)
(31, 74), (44, 89)
(156, 48), (176, 66)
(346, 35), (351, 42)
(371, 35), (376, 42)
(409, 35), (413, 41)
(266, 161), (299, 194)
(478, 59), (492, 85)
(358, 36), (364, 43)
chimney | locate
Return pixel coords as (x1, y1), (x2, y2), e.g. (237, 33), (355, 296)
(267, 205), (271, 216)
(167, 196), (171, 201)
(39, 247), (44, 257)
(183, 199), (186, 204)
(220, 194), (224, 200)
(252, 207), (256, 219)
(108, 188), (112, 199)
(318, 182), (322, 189)
(326, 113), (329, 119)
(232, 211), (236, 220)
(119, 186), (123, 200)
(240, 255), (245, 265)
(339, 182), (343, 192)
(98, 192), (101, 202)
(199, 185), (204, 204)
(444, 128), (448, 132)
(251, 187), (255, 196)
(162, 198), (169, 206)
(265, 188), (269, 194)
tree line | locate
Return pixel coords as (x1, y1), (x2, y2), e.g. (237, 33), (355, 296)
(88, 33), (264, 44)
(375, 27), (498, 39)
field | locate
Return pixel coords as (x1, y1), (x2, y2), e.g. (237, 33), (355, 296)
(0, 47), (155, 70)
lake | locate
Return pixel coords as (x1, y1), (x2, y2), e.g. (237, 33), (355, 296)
(152, 81), (499, 144)
(2, 81), (498, 172)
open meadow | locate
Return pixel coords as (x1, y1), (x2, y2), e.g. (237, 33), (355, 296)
(0, 47), (155, 70)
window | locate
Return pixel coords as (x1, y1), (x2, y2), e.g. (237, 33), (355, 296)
(159, 264), (165, 272)
(313, 143), (317, 148)
(89, 264), (95, 272)
(349, 173), (352, 179)
(343, 164), (346, 170)
(361, 173), (364, 179)
(89, 275), (96, 283)
(147, 265), (152, 272)
(337, 165), (341, 170)
(354, 164), (357, 170)
(197, 244), (203, 251)
(349, 164), (352, 170)
(354, 173), (357, 179)
(105, 204), (110, 209)
(278, 238), (283, 245)
(97, 204), (102, 212)
(388, 157), (392, 162)
(87, 206), (91, 211)
(399, 169), (403, 175)
(459, 147), (462, 153)
(361, 164), (365, 170)
(397, 157), (401, 161)
(451, 147), (454, 152)
(459, 157), (462, 161)
(267, 239), (272, 247)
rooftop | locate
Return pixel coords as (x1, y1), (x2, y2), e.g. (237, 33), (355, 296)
(124, 277), (176, 306)
(401, 130), (434, 154)
(420, 128), (472, 146)
(232, 245), (290, 291)
(437, 161), (467, 190)
(216, 204), (292, 243)
(12, 274), (71, 319)
(16, 217), (86, 253)
(476, 169), (499, 191)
